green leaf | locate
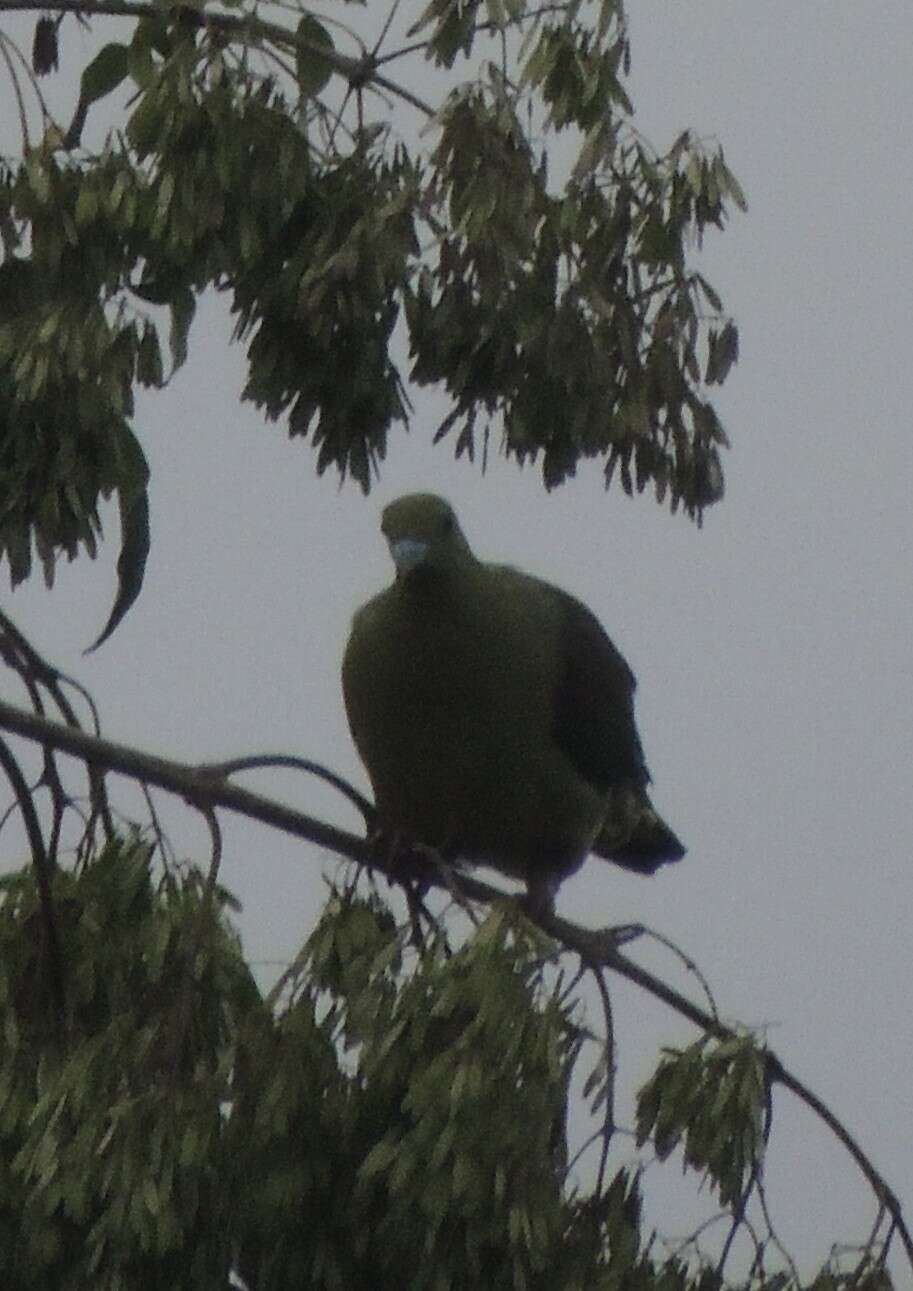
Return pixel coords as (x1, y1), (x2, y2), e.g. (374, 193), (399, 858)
(75, 185), (99, 228)
(136, 322), (164, 387)
(295, 16), (334, 97)
(126, 91), (162, 155)
(717, 153), (748, 211)
(359, 1136), (399, 1180)
(79, 42), (130, 109)
(134, 14), (171, 56)
(168, 288), (196, 375)
(85, 435), (150, 652)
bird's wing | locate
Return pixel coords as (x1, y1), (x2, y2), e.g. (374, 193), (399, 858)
(548, 587), (650, 792)
(341, 599), (380, 753)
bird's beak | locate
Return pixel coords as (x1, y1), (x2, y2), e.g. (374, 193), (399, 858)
(388, 537), (430, 575)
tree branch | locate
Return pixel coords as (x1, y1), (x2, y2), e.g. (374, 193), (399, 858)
(0, 0), (436, 118)
(0, 733), (66, 1032)
(198, 752), (375, 827)
(534, 906), (913, 1272)
(0, 692), (910, 1271)
(0, 608), (113, 838)
(0, 697), (367, 865)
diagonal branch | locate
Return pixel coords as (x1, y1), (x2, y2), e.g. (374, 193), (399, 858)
(0, 609), (113, 838)
(0, 692), (910, 1270)
(0, 697), (368, 865)
(0, 733), (66, 1032)
(0, 0), (436, 118)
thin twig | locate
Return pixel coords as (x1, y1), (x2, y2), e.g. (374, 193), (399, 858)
(199, 802), (223, 891)
(585, 961), (615, 1197)
(754, 1169), (802, 1286)
(715, 1087), (772, 1279)
(0, 611), (113, 837)
(851, 1203), (886, 1282)
(0, 734), (65, 1032)
(140, 781), (176, 870)
(633, 925), (719, 1021)
(0, 32), (30, 149)
(198, 752), (375, 826)
(0, 0), (436, 117)
(0, 19), (56, 124)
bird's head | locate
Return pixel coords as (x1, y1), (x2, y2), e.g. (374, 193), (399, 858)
(381, 494), (474, 579)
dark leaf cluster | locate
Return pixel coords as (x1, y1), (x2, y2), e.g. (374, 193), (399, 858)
(408, 83), (738, 507)
(235, 898), (602, 1289)
(0, 798), (900, 1291)
(0, 835), (255, 1288)
(0, 612), (904, 1287)
(0, 0), (742, 636)
(635, 1033), (768, 1208)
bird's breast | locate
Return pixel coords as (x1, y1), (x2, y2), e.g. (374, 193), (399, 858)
(344, 580), (605, 874)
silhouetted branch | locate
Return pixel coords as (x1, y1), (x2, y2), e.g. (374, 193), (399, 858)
(0, 691), (910, 1271)
(0, 609), (113, 840)
(586, 961), (616, 1197)
(0, 0), (436, 120)
(199, 753), (375, 828)
(0, 733), (66, 1032)
(0, 697), (368, 865)
(535, 905), (913, 1273)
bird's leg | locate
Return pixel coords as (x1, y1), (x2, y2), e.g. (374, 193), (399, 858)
(366, 829), (437, 946)
(521, 875), (560, 920)
(403, 884), (429, 951)
(426, 847), (483, 926)
(368, 827), (435, 890)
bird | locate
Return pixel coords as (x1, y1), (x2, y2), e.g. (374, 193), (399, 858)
(342, 493), (684, 907)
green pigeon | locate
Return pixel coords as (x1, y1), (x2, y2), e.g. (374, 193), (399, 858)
(342, 494), (684, 905)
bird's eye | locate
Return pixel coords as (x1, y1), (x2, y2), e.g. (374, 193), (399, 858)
(442, 514), (454, 534)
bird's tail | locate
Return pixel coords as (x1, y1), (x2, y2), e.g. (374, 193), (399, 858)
(592, 787), (685, 875)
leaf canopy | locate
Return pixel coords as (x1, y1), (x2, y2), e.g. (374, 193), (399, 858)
(0, 0), (743, 636)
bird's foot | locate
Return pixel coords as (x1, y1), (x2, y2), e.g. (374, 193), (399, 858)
(368, 828), (437, 892)
(520, 877), (559, 922)
(587, 922), (645, 953)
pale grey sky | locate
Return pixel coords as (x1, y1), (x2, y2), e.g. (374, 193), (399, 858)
(2, 1), (912, 1278)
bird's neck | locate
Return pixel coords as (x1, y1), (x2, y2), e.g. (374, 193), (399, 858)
(399, 557), (474, 590)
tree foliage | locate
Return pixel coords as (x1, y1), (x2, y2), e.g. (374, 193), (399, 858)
(0, 620), (905, 1288)
(1, 0), (742, 637)
(0, 833), (901, 1290)
(0, 2), (906, 1287)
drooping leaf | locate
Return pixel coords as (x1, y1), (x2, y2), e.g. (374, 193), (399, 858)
(136, 321), (164, 388)
(32, 17), (59, 77)
(168, 288), (196, 375)
(79, 43), (130, 109)
(295, 16), (334, 97)
(85, 433), (151, 652)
